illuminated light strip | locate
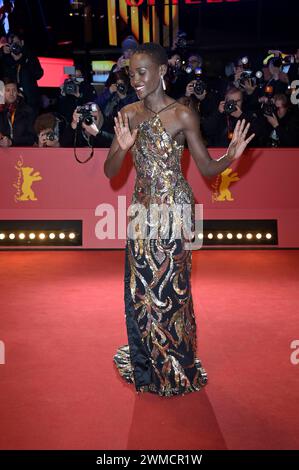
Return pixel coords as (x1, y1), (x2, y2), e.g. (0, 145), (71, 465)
(107, 0), (117, 46)
(164, 3), (170, 26)
(142, 10), (150, 43)
(131, 6), (139, 39)
(125, 0), (240, 5)
(119, 0), (129, 21)
(163, 5), (170, 47)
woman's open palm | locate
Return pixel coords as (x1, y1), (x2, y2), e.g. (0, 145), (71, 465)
(227, 119), (255, 161)
(114, 112), (138, 151)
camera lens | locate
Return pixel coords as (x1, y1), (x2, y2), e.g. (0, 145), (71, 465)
(116, 83), (126, 94)
(83, 116), (93, 126)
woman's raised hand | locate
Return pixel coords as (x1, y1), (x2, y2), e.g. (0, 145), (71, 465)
(227, 119), (255, 161)
(114, 111), (138, 151)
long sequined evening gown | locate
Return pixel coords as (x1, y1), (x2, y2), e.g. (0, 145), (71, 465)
(113, 109), (208, 397)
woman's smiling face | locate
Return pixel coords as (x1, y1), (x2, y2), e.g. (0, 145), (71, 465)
(129, 53), (164, 99)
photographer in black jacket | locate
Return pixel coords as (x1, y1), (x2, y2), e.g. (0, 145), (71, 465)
(0, 32), (43, 115)
(57, 66), (97, 124)
(0, 77), (35, 147)
(60, 102), (111, 148)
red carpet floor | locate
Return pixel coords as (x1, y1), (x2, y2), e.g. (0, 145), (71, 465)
(0, 249), (298, 450)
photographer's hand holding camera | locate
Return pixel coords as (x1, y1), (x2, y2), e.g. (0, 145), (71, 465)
(33, 113), (61, 148)
(38, 130), (60, 148)
(185, 80), (207, 102)
(97, 71), (137, 140)
(261, 93), (299, 147)
(204, 87), (258, 147)
(1, 33), (44, 115)
(60, 102), (110, 148)
(58, 67), (97, 124)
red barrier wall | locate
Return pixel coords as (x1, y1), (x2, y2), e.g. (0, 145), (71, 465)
(0, 147), (298, 248)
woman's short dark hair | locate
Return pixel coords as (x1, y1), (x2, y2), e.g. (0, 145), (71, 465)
(133, 42), (168, 66)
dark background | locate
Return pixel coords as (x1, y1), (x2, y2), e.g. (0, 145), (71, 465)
(5, 0), (298, 73)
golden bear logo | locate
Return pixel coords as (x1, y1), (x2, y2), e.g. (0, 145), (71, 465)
(14, 157), (42, 202)
(212, 167), (240, 202)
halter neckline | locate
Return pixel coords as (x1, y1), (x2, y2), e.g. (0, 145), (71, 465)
(142, 100), (177, 116)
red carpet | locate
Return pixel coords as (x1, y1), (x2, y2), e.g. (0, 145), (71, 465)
(0, 250), (298, 450)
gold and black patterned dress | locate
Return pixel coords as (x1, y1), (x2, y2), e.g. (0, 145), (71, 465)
(114, 109), (208, 397)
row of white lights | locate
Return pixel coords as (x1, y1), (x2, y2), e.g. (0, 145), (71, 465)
(0, 232), (272, 241)
(0, 232), (76, 240)
(198, 232), (272, 240)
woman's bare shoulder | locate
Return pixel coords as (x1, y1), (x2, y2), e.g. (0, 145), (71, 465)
(174, 101), (199, 130)
(120, 102), (142, 122)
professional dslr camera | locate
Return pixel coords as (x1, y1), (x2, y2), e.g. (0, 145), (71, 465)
(185, 66), (207, 96)
(44, 131), (58, 141)
(9, 42), (23, 55)
(116, 82), (127, 95)
(224, 100), (238, 114)
(193, 77), (207, 96)
(261, 100), (277, 117)
(76, 103), (97, 125)
(239, 69), (264, 88)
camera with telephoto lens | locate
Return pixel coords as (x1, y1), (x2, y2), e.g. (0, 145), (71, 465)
(116, 82), (127, 95)
(63, 78), (79, 96)
(224, 99), (238, 114)
(10, 42), (23, 55)
(77, 103), (97, 125)
(261, 100), (277, 117)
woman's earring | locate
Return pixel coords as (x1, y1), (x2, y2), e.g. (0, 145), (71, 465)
(161, 75), (166, 91)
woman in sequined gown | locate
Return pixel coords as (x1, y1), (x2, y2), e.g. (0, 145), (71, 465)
(104, 43), (254, 398)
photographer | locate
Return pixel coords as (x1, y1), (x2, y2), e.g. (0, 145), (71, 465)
(203, 86), (259, 147)
(105, 35), (138, 84)
(288, 48), (299, 83)
(179, 76), (218, 145)
(114, 36), (138, 72)
(60, 102), (110, 148)
(167, 52), (205, 100)
(0, 32), (43, 115)
(0, 77), (35, 147)
(263, 56), (289, 96)
(33, 113), (61, 148)
(97, 70), (137, 138)
(57, 66), (97, 124)
(260, 93), (299, 147)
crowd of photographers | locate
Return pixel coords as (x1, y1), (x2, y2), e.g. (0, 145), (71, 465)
(1, 32), (299, 150)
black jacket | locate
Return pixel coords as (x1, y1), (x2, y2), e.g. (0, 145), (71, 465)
(260, 109), (299, 147)
(1, 47), (44, 113)
(0, 100), (35, 146)
(60, 124), (111, 148)
(57, 81), (98, 124)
